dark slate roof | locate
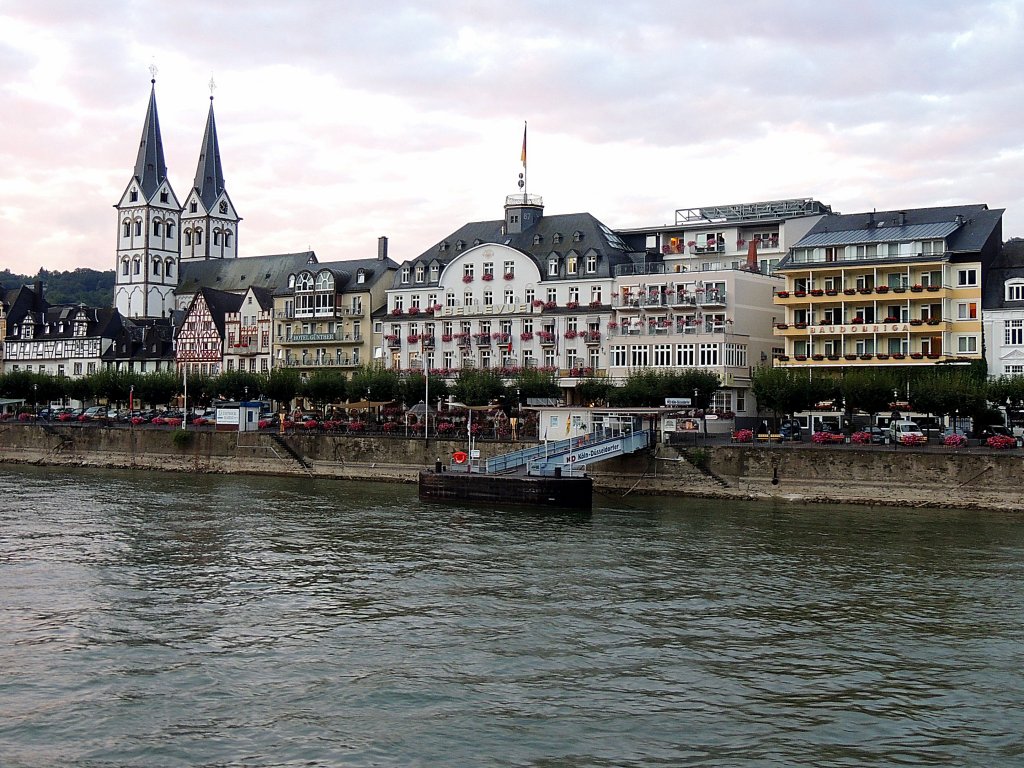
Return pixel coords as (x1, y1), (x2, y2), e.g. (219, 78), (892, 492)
(393, 210), (639, 288)
(2, 285), (48, 326)
(176, 252), (319, 296)
(983, 239), (1024, 310)
(134, 81), (168, 200)
(248, 286), (275, 311)
(192, 99), (226, 211)
(287, 257), (400, 296)
(781, 204), (1003, 268)
(191, 287), (245, 338)
(104, 317), (176, 363)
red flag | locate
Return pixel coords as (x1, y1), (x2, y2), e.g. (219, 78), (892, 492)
(506, 339), (513, 355)
(520, 122), (527, 167)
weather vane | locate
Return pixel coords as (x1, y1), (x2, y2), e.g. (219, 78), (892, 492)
(149, 62), (158, 83)
(209, 76), (216, 100)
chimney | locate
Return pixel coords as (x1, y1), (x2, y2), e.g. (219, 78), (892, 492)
(897, 211), (906, 226)
(34, 279), (43, 300)
(746, 239), (760, 272)
(377, 236), (388, 261)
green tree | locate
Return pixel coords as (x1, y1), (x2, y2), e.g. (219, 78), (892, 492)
(261, 368), (301, 412)
(399, 373), (448, 409)
(302, 370), (348, 412)
(512, 368), (559, 402)
(214, 370), (263, 401)
(451, 368), (507, 406)
(349, 366), (401, 402)
(575, 375), (612, 406)
(133, 371), (181, 408)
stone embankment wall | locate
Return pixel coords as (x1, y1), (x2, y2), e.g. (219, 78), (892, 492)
(1, 424), (1020, 511)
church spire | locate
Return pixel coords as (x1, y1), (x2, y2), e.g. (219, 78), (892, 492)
(133, 73), (168, 200)
(193, 89), (225, 210)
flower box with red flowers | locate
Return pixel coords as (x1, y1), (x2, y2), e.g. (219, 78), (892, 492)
(519, 331), (534, 341)
(391, 308), (405, 316)
(732, 429), (754, 443)
(843, 288), (857, 295)
(776, 291), (790, 298)
(566, 301), (579, 309)
(794, 291), (807, 297)
(532, 299), (545, 307)
(503, 272), (515, 280)
(825, 289), (838, 296)
(910, 319), (923, 326)
(810, 289), (824, 296)
(876, 286), (889, 293)
(986, 435), (1016, 449)
(544, 301), (557, 310)
(481, 273), (494, 281)
(564, 329), (579, 339)
(462, 274), (474, 283)
(812, 354), (825, 360)
(407, 306), (421, 315)
(441, 334), (453, 342)
(910, 353), (924, 359)
(795, 354), (807, 361)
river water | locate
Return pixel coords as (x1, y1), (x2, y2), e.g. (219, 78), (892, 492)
(1, 464), (1022, 767)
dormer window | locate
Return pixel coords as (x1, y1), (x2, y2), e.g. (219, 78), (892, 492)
(566, 255), (578, 274)
(548, 258), (559, 276)
(553, 233), (563, 245)
(190, 201), (198, 213)
(288, 274), (296, 289)
(401, 266), (410, 284)
(415, 265), (425, 283)
(160, 190), (169, 203)
(440, 241), (449, 252)
(456, 240), (465, 252)
(357, 269), (366, 284)
(129, 189), (138, 202)
(533, 234), (543, 245)
(1006, 279), (1024, 302)
(573, 231), (583, 242)
(429, 264), (439, 281)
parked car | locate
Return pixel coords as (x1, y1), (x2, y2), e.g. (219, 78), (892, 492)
(974, 425), (1013, 441)
(889, 419), (925, 443)
(862, 426), (887, 444)
(779, 420), (803, 441)
(82, 406), (107, 420)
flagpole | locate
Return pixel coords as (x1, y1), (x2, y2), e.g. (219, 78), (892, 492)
(519, 121), (527, 203)
(182, 368), (188, 431)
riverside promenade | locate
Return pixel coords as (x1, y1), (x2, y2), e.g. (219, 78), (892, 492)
(1, 422), (1021, 512)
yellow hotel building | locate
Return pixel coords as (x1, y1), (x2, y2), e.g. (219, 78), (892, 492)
(772, 205), (1003, 368)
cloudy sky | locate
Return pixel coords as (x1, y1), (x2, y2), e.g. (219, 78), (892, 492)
(1, 0), (1023, 276)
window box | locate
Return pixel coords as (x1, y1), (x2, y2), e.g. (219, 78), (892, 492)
(910, 285), (924, 292)
(884, 316), (899, 323)
(778, 355), (790, 361)
(827, 355), (841, 361)
(775, 323), (789, 329)
(859, 354), (873, 360)
(926, 285), (941, 292)
(909, 319), (923, 326)
(812, 354), (825, 360)
(825, 289), (838, 296)
(481, 273), (494, 281)
(462, 275), (474, 283)
(876, 286), (889, 293)
(876, 353), (890, 360)
(794, 291), (807, 297)
(795, 354), (807, 361)
(810, 289), (824, 296)
(852, 317), (864, 323)
(910, 353), (924, 359)
(893, 287), (907, 293)
(795, 322), (807, 329)
(503, 272), (515, 280)
(844, 288), (857, 295)
(844, 354), (858, 360)
(927, 318), (941, 325)
(858, 289), (872, 295)
(892, 353), (905, 359)
(927, 353), (941, 359)
(776, 291), (790, 298)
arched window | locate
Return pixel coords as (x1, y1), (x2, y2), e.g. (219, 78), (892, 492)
(165, 259), (174, 277)
(166, 222), (175, 239)
(288, 274), (296, 289)
(224, 231), (232, 247)
(153, 219), (162, 237)
(1006, 279), (1024, 302)
(134, 220), (142, 236)
(133, 259), (141, 275)
(195, 229), (202, 245)
(315, 271), (334, 291)
(122, 220), (131, 237)
(296, 272), (314, 291)
(184, 230), (192, 246)
(153, 259), (162, 276)
(213, 230), (221, 246)
(121, 259), (130, 276)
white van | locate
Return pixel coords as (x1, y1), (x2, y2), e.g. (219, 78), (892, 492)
(890, 420), (925, 443)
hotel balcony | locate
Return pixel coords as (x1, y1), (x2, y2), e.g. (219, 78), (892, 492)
(774, 352), (975, 367)
(773, 318), (951, 337)
(280, 331), (363, 344)
(774, 285), (947, 305)
(282, 356), (359, 368)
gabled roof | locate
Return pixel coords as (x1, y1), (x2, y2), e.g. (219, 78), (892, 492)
(176, 252), (319, 296)
(133, 80), (168, 200)
(192, 98), (226, 211)
(188, 287), (245, 338)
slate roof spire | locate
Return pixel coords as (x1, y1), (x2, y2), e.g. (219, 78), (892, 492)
(134, 75), (168, 200)
(193, 89), (226, 210)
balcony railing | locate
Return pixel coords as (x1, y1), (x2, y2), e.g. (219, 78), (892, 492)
(282, 357), (359, 368)
(281, 331), (362, 343)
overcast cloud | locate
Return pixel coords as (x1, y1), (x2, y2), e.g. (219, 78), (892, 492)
(1, 0), (1022, 274)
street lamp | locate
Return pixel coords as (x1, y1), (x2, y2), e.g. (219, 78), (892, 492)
(33, 383), (38, 414)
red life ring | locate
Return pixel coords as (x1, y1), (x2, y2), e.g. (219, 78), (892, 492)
(452, 451), (468, 464)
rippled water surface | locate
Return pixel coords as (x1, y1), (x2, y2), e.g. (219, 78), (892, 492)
(1, 465), (1023, 767)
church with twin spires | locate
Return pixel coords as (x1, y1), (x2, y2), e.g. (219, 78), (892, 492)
(113, 77), (240, 319)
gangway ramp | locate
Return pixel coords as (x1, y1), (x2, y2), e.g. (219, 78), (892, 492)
(529, 429), (653, 476)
